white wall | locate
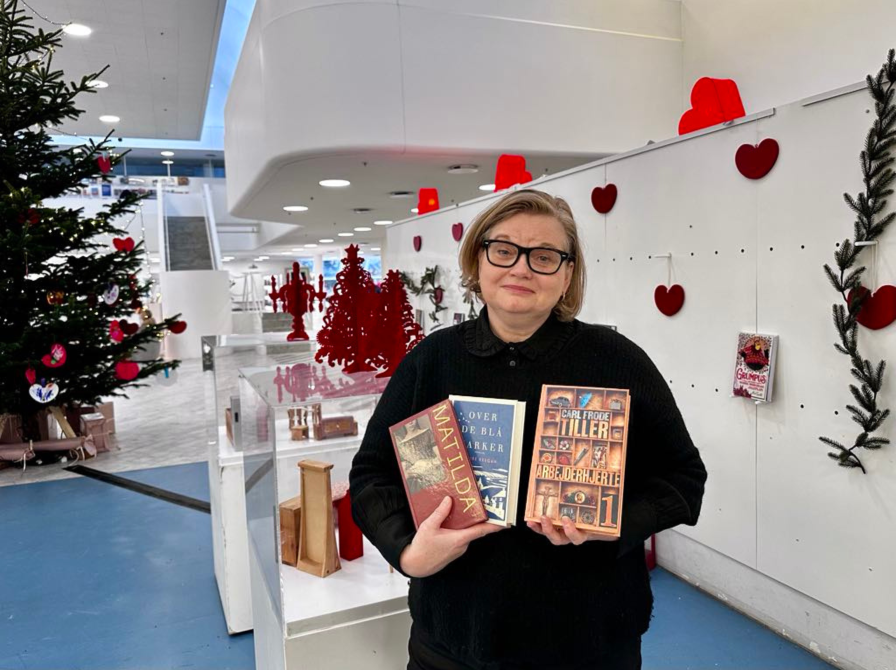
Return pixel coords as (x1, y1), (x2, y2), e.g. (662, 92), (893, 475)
(681, 0), (896, 114)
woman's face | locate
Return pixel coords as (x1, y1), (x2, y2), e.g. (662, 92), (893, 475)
(477, 212), (574, 325)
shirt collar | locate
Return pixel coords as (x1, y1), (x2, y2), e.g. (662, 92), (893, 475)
(463, 306), (574, 360)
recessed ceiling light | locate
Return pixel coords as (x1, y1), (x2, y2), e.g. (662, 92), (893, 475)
(319, 179), (350, 188)
(354, 226), (371, 232)
(304, 243), (318, 248)
(283, 205), (309, 212)
(257, 255), (270, 260)
(447, 164), (479, 174)
(389, 191), (414, 199)
(99, 115), (120, 123)
(319, 238), (334, 243)
(162, 160), (173, 165)
(373, 220), (393, 226)
(279, 252), (292, 256)
(338, 232), (354, 237)
(411, 208), (419, 213)
(222, 256), (234, 262)
(160, 151), (174, 157)
(479, 184), (496, 192)
(63, 23), (92, 37)
(371, 247), (381, 251)
(88, 79), (108, 89)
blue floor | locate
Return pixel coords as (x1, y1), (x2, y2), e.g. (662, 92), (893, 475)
(0, 462), (834, 669)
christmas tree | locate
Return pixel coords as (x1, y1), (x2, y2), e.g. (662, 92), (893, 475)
(0, 0), (181, 441)
(370, 269), (423, 378)
(315, 245), (377, 373)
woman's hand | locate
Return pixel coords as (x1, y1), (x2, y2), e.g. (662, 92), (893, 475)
(526, 515), (617, 546)
(399, 496), (505, 578)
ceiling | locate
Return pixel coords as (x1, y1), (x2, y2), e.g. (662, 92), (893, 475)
(23, 0), (225, 140)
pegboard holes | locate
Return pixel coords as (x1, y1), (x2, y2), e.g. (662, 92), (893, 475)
(715, 388), (719, 392)
(834, 410), (839, 416)
(740, 249), (745, 254)
(800, 245), (805, 250)
(714, 251), (719, 255)
(691, 384), (695, 388)
(800, 404), (804, 409)
(769, 247), (774, 251)
(690, 252), (695, 257)
(629, 257), (633, 261)
(836, 242), (841, 248)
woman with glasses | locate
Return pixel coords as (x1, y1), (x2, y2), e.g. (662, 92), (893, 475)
(351, 189), (707, 669)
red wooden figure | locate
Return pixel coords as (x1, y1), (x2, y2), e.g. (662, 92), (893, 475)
(370, 270), (424, 378)
(336, 491), (363, 560)
(276, 263), (327, 341)
(269, 276), (281, 312)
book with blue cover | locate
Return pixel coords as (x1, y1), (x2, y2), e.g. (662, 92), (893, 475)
(449, 395), (526, 527)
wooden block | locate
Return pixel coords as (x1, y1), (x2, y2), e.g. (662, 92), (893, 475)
(96, 401), (115, 434)
(79, 413), (108, 452)
(225, 408), (233, 445)
(279, 496), (303, 567)
(296, 460), (341, 578)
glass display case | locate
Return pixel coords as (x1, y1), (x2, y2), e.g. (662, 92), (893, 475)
(201, 334), (316, 634)
(240, 361), (410, 670)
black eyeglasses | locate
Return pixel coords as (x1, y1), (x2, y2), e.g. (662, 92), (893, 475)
(482, 239), (571, 275)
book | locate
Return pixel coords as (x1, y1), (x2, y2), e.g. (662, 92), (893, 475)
(389, 400), (487, 530)
(524, 385), (630, 537)
(449, 395), (526, 527)
(732, 332), (779, 402)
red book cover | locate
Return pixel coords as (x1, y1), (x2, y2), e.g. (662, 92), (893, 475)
(389, 400), (487, 529)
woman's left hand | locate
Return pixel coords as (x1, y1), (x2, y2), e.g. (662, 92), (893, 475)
(527, 515), (617, 546)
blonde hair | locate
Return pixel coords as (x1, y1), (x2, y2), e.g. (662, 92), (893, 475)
(459, 189), (586, 321)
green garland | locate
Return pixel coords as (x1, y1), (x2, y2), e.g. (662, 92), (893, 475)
(398, 266), (447, 325)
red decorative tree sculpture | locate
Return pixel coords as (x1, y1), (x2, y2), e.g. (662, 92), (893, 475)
(370, 270), (424, 378)
(271, 264), (327, 340)
(315, 245), (377, 372)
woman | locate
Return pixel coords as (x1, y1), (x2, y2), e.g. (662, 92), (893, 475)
(350, 189), (707, 669)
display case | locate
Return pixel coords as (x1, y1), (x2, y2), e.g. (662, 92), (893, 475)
(240, 362), (410, 670)
(202, 334), (315, 634)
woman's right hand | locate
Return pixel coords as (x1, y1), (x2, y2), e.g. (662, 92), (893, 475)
(399, 496), (505, 578)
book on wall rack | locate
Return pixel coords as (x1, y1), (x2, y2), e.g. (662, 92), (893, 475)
(523, 385), (630, 537)
(449, 395), (526, 527)
(732, 332), (779, 403)
(389, 400), (487, 530)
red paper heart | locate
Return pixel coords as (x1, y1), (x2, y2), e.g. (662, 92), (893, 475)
(25, 367), (36, 385)
(736, 139), (779, 180)
(97, 155), (111, 174)
(413, 236), (422, 252)
(109, 320), (124, 342)
(169, 320), (187, 334)
(115, 360), (140, 381)
(654, 285), (685, 316)
(591, 185), (618, 214)
(120, 321), (140, 336)
(452, 223), (464, 242)
(847, 285), (896, 330)
(679, 77), (745, 135)
(41, 343), (67, 368)
(112, 237), (135, 252)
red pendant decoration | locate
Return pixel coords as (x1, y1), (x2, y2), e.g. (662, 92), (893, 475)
(25, 367), (36, 385)
(735, 139), (779, 180)
(494, 154), (532, 191)
(169, 320), (188, 334)
(654, 285), (685, 316)
(18, 208), (39, 226)
(417, 188), (440, 215)
(413, 236), (422, 252)
(679, 77), (745, 135)
(847, 285), (896, 330)
(41, 343), (67, 368)
(591, 184), (618, 214)
(97, 154), (112, 174)
(109, 320), (124, 342)
(120, 321), (140, 336)
(112, 237), (135, 253)
(452, 222), (464, 242)
(115, 360), (140, 381)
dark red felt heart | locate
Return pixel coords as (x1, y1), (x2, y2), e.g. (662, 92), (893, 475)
(97, 155), (111, 174)
(169, 320), (187, 334)
(735, 139), (779, 180)
(433, 288), (444, 305)
(591, 185), (618, 214)
(115, 360), (140, 381)
(847, 285), (896, 330)
(120, 321), (139, 336)
(679, 77), (745, 135)
(25, 367), (36, 385)
(112, 237), (135, 252)
(654, 285), (685, 317)
(413, 236), (422, 252)
(452, 223), (464, 242)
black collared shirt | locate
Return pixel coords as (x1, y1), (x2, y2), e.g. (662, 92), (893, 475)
(351, 308), (706, 669)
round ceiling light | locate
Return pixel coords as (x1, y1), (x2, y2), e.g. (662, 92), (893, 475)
(479, 184), (496, 192)
(162, 160), (173, 165)
(63, 23), (92, 37)
(283, 205), (309, 212)
(99, 115), (120, 123)
(160, 151), (174, 157)
(411, 208), (419, 214)
(319, 179), (350, 188)
(371, 247), (381, 251)
(88, 79), (108, 89)
(373, 220), (393, 226)
(447, 164), (479, 174)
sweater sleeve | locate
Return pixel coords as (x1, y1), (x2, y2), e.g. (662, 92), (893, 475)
(615, 341), (708, 558)
(349, 350), (420, 576)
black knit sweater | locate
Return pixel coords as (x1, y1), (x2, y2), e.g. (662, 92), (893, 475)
(350, 309), (707, 669)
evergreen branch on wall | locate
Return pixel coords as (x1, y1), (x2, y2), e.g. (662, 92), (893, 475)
(820, 49), (896, 473)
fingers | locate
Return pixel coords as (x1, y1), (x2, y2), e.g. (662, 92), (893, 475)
(419, 496), (453, 531)
(456, 521), (506, 545)
(540, 515), (571, 546)
(560, 516), (587, 546)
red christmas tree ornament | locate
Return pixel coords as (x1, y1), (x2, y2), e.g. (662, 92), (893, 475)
(315, 245), (378, 373)
(452, 222), (464, 242)
(25, 367), (36, 385)
(169, 320), (188, 334)
(370, 270), (424, 378)
(417, 188), (440, 214)
(847, 285), (896, 330)
(109, 320), (124, 342)
(679, 77), (745, 135)
(735, 139), (779, 179)
(41, 343), (67, 368)
(18, 208), (39, 226)
(413, 235), (422, 252)
(115, 360), (140, 381)
(112, 237), (135, 252)
(654, 285), (685, 316)
(494, 154), (532, 191)
(590, 184), (618, 214)
(120, 320), (139, 336)
(97, 154), (111, 174)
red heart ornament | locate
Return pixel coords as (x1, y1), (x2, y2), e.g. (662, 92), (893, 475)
(654, 285), (685, 316)
(112, 237), (135, 252)
(847, 285), (896, 330)
(679, 77), (745, 135)
(120, 321), (140, 336)
(591, 184), (618, 214)
(115, 360), (140, 381)
(25, 367), (36, 385)
(433, 288), (444, 305)
(97, 155), (111, 174)
(169, 320), (187, 334)
(109, 320), (124, 342)
(41, 343), (67, 368)
(452, 223), (464, 242)
(413, 236), (422, 252)
(736, 139), (779, 180)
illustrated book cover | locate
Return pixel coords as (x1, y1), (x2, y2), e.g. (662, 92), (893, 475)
(732, 332), (779, 403)
(389, 399), (487, 529)
(449, 395), (526, 527)
(523, 385), (630, 537)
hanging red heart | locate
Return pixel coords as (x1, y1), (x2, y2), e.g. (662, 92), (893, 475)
(109, 320), (124, 342)
(591, 185), (618, 214)
(452, 223), (464, 242)
(413, 236), (422, 252)
(112, 237), (135, 252)
(433, 288), (444, 305)
(41, 343), (67, 368)
(120, 321), (140, 336)
(115, 360), (140, 381)
(169, 320), (187, 334)
(97, 155), (111, 174)
(130, 298), (143, 309)
(847, 285), (896, 330)
(735, 139), (779, 180)
(25, 367), (36, 385)
(654, 285), (685, 316)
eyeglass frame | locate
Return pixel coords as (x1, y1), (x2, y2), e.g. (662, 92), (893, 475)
(481, 239), (573, 275)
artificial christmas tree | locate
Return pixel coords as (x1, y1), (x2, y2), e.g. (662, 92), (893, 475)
(370, 270), (424, 378)
(0, 0), (182, 444)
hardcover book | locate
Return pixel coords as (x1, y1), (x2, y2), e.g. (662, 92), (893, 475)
(524, 385), (630, 537)
(389, 400), (487, 530)
(732, 332), (779, 403)
(449, 395), (526, 527)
